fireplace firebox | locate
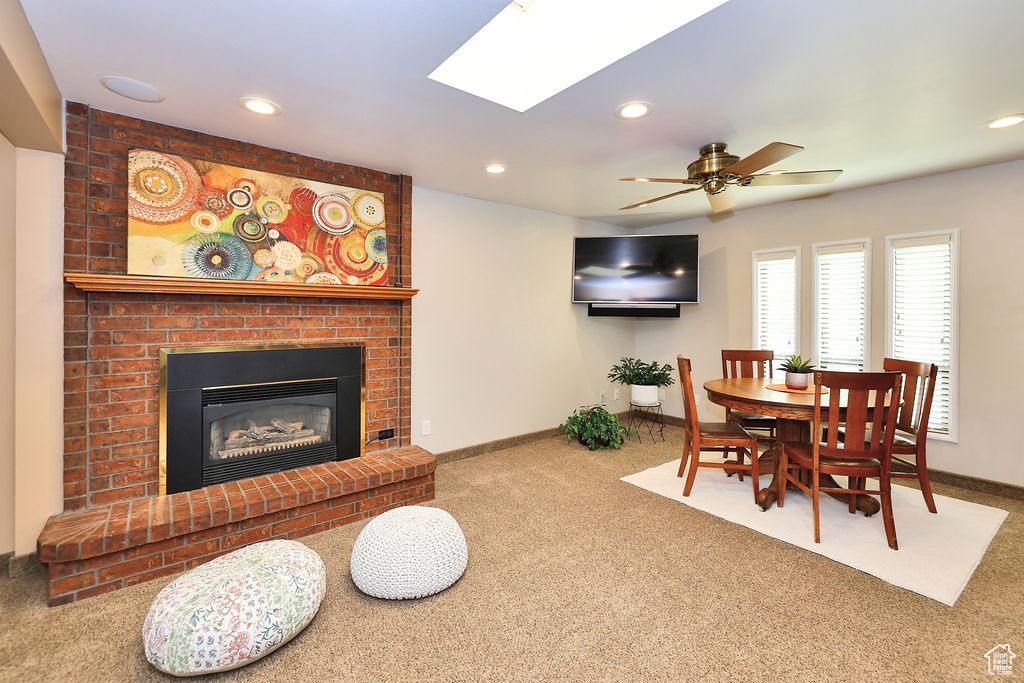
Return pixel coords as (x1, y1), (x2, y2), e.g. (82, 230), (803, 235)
(160, 344), (363, 495)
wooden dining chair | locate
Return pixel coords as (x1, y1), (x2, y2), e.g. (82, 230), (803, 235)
(677, 356), (761, 504)
(721, 350), (777, 449)
(779, 370), (903, 550)
(838, 359), (940, 513)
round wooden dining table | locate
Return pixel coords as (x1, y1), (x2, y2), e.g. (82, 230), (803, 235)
(703, 377), (882, 515)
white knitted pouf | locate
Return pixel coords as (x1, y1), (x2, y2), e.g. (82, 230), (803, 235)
(350, 505), (467, 599)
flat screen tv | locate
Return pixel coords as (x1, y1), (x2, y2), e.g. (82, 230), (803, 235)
(572, 234), (698, 304)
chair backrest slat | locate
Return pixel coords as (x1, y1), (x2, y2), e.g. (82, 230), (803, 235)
(677, 357), (700, 429)
(813, 370), (902, 462)
(882, 357), (939, 437)
(721, 349), (774, 379)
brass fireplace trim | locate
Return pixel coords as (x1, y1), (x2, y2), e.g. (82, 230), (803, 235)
(158, 342), (367, 496)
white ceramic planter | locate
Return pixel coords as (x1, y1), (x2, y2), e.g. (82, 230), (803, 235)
(785, 371), (810, 390)
(630, 384), (660, 405)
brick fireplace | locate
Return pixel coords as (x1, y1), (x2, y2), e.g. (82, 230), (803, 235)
(35, 103), (435, 605)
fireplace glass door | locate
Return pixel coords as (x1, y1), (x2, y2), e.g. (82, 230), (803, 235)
(207, 398), (333, 462)
(200, 379), (338, 486)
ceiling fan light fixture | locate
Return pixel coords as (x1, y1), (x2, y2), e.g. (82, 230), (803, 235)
(986, 114), (1024, 129)
(485, 163), (508, 174)
(238, 97), (281, 116)
(615, 101), (652, 120)
(618, 141), (841, 211)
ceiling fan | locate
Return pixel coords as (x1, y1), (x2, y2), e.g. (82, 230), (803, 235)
(619, 142), (842, 213)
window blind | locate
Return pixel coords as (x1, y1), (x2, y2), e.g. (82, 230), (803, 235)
(754, 250), (797, 358)
(889, 234), (955, 436)
(816, 242), (868, 371)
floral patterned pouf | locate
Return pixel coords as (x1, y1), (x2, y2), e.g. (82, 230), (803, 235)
(142, 539), (326, 676)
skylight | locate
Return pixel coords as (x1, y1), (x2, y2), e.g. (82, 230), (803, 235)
(428, 0), (730, 112)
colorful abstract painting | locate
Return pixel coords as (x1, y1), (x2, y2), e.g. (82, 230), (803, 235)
(127, 149), (389, 286)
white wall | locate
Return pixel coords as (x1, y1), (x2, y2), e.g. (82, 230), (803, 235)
(0, 132), (15, 555)
(635, 159), (1024, 486)
(13, 148), (64, 555)
(411, 187), (635, 453)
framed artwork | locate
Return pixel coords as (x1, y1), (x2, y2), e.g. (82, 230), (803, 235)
(127, 149), (389, 286)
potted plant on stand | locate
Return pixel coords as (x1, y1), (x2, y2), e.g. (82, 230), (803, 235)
(607, 357), (675, 405)
(779, 354), (815, 389)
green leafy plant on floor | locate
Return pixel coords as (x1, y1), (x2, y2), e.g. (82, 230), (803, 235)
(607, 357), (676, 387)
(779, 354), (815, 373)
(559, 405), (628, 451)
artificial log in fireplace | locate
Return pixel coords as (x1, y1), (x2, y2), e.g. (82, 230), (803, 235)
(160, 343), (363, 495)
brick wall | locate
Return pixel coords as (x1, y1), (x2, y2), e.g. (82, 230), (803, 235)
(63, 103), (413, 512)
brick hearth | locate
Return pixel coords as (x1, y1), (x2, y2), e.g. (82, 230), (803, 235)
(38, 447), (435, 605)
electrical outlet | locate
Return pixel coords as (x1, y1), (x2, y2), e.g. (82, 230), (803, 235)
(659, 388), (666, 400)
(377, 428), (395, 441)
(613, 388), (620, 400)
(600, 391), (606, 403)
(421, 420), (431, 436)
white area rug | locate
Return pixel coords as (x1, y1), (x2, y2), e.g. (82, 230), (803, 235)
(622, 459), (1008, 605)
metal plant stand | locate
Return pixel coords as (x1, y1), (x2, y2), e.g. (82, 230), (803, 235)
(627, 401), (665, 443)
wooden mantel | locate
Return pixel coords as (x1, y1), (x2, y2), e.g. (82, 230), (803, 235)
(63, 272), (419, 301)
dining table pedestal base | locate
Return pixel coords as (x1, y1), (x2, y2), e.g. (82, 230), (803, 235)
(724, 418), (881, 515)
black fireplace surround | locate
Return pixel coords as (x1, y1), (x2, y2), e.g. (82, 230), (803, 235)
(160, 344), (363, 495)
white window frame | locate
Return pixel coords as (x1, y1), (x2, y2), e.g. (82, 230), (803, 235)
(812, 238), (871, 372)
(751, 246), (801, 358)
(885, 228), (960, 443)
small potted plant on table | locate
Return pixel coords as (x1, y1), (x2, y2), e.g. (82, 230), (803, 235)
(779, 354), (815, 389)
(559, 405), (628, 451)
(607, 357), (675, 405)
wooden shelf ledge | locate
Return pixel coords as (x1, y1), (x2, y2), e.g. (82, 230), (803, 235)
(64, 272), (419, 301)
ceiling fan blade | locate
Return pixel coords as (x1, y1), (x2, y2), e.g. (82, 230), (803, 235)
(707, 186), (737, 213)
(723, 142), (804, 178)
(619, 177), (702, 184)
(619, 186), (703, 210)
(742, 169), (843, 186)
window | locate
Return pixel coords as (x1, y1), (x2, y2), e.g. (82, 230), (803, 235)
(886, 230), (958, 440)
(752, 248), (799, 359)
(814, 240), (870, 371)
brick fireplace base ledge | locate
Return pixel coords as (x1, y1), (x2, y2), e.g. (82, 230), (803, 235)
(36, 446), (435, 605)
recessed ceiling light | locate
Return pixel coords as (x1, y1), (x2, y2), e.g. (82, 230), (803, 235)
(615, 101), (652, 120)
(428, 0), (730, 112)
(485, 163), (507, 174)
(238, 97), (281, 116)
(100, 76), (163, 103)
(986, 114), (1024, 129)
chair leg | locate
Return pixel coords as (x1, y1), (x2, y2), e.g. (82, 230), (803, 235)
(748, 442), (760, 502)
(777, 447), (788, 508)
(880, 471), (899, 550)
(737, 447), (744, 482)
(848, 477), (859, 515)
(677, 436), (692, 478)
(916, 448), (938, 514)
(683, 445), (701, 496)
(812, 465), (821, 544)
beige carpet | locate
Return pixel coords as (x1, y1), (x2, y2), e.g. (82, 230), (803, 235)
(2, 425), (1022, 681)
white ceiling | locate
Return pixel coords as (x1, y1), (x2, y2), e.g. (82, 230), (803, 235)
(21, 0), (1024, 228)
